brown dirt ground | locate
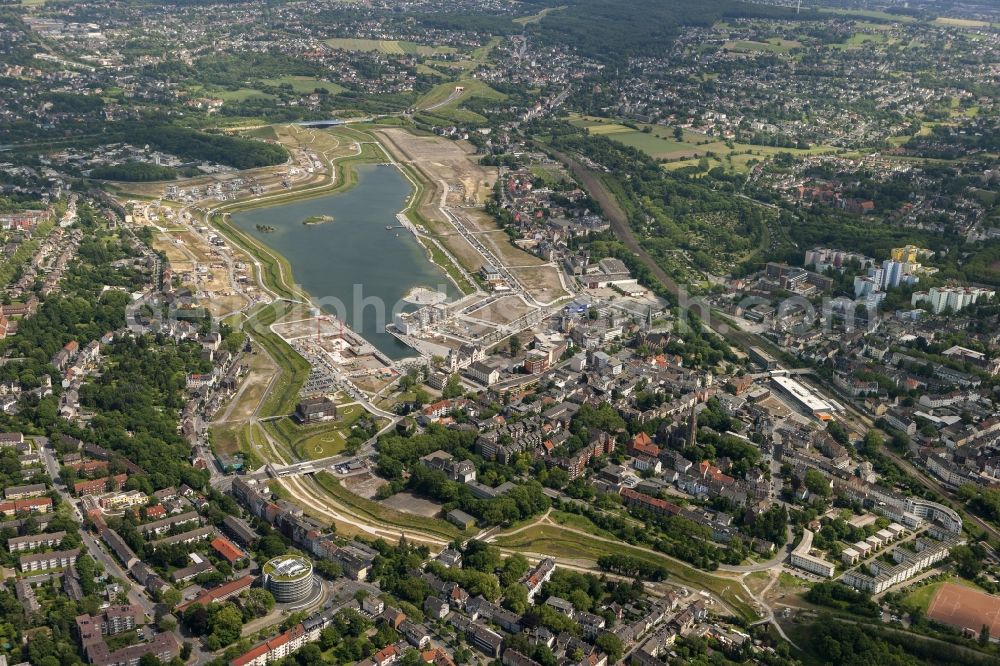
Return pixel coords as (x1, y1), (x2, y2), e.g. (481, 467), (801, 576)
(927, 583), (1000, 636)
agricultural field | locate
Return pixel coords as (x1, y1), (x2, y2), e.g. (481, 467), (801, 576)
(832, 32), (892, 49)
(817, 7), (917, 22)
(931, 17), (994, 28)
(723, 38), (801, 53)
(259, 76), (346, 95)
(324, 37), (455, 56)
(215, 87), (276, 102)
(568, 114), (836, 173)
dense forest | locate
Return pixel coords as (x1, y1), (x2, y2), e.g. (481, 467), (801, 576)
(89, 162), (177, 182)
(122, 125), (288, 170)
(518, 0), (814, 62)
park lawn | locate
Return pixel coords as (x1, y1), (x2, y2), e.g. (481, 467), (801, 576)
(415, 79), (505, 124)
(260, 76), (346, 95)
(324, 37), (455, 56)
(313, 472), (466, 540)
(267, 403), (368, 461)
(493, 524), (759, 621)
(298, 428), (346, 459)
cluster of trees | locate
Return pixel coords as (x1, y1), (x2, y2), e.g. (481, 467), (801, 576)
(183, 601), (246, 650)
(119, 125), (287, 170)
(741, 504), (788, 547)
(805, 582), (880, 618)
(596, 553), (669, 580)
(517, 0), (804, 63)
(80, 337), (212, 490)
(559, 498), (727, 570)
(801, 618), (996, 666)
(405, 464), (551, 527)
(545, 122), (772, 281)
(90, 162), (177, 182)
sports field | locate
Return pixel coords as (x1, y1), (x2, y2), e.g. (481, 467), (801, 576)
(927, 582), (1000, 637)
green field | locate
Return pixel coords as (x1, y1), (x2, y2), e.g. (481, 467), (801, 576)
(900, 576), (986, 614)
(265, 402), (367, 461)
(314, 472), (466, 540)
(833, 32), (891, 49)
(242, 126), (278, 141)
(513, 6), (565, 25)
(569, 115), (835, 172)
(818, 7), (916, 22)
(324, 38), (455, 56)
(260, 76), (346, 95)
(932, 17), (992, 28)
(215, 88), (276, 102)
(568, 114), (839, 173)
(724, 39), (801, 53)
(549, 511), (619, 539)
(417, 79), (505, 109)
(210, 423), (264, 470)
(493, 524), (758, 621)
(415, 79), (506, 124)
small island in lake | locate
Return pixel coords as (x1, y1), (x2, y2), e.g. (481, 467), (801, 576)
(302, 214), (334, 226)
(255, 224), (276, 233)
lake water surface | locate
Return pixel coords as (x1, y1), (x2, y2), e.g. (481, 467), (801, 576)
(231, 164), (451, 358)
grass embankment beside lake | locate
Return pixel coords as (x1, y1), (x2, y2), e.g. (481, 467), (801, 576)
(206, 126), (391, 422)
(493, 523), (759, 621)
(390, 159), (476, 295)
(313, 471), (467, 541)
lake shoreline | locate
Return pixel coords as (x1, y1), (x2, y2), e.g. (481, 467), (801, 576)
(230, 162), (454, 359)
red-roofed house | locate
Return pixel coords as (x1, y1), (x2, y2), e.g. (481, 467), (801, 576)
(374, 644), (399, 666)
(231, 623), (309, 666)
(0, 496), (52, 517)
(620, 488), (681, 517)
(628, 432), (660, 458)
(144, 504), (166, 520)
(211, 536), (245, 564)
(176, 575), (254, 613)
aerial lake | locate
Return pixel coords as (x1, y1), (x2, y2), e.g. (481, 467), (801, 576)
(231, 164), (452, 358)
